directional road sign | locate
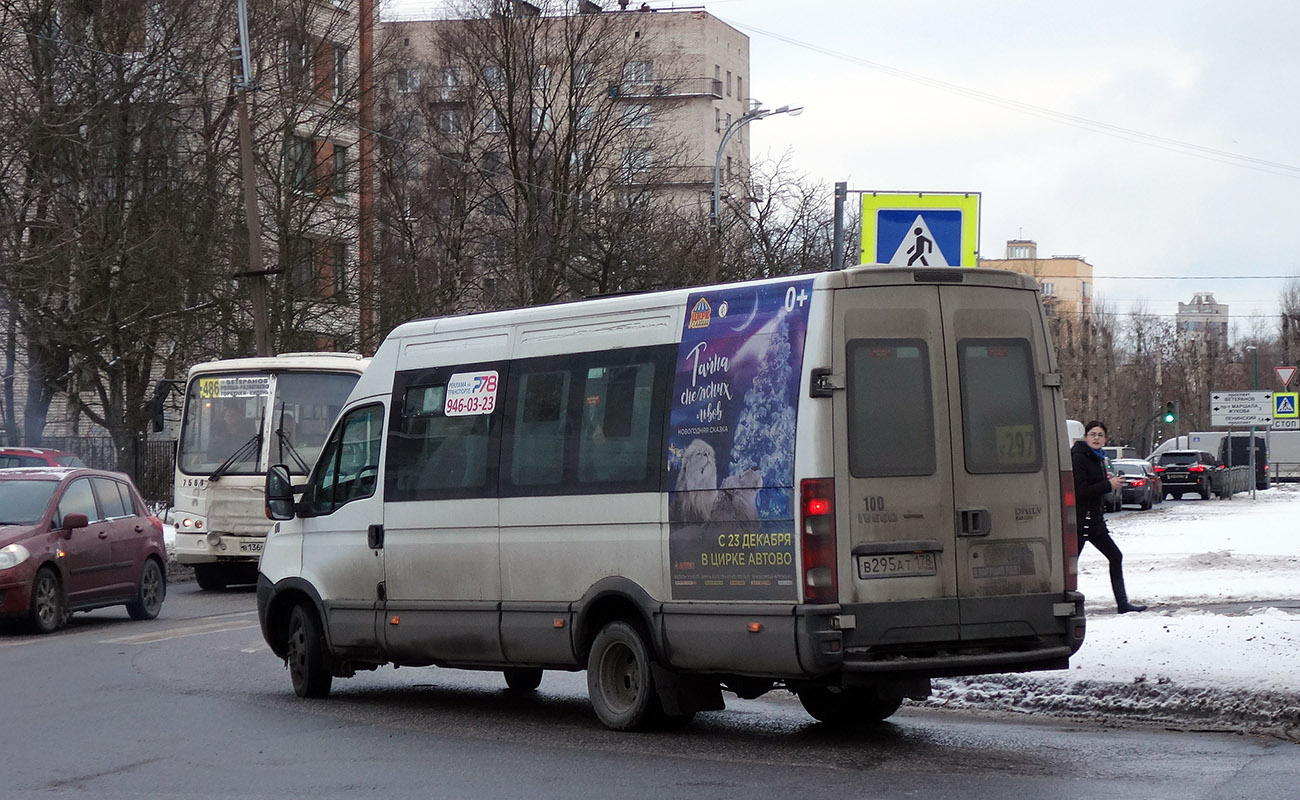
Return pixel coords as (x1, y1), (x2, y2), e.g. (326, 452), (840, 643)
(860, 192), (980, 267)
(1210, 390), (1273, 427)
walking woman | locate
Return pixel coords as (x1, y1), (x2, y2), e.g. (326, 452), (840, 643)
(1072, 420), (1147, 613)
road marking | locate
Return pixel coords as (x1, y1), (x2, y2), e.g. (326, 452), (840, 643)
(99, 614), (260, 644)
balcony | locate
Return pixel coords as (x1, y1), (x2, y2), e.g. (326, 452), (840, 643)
(608, 77), (722, 100)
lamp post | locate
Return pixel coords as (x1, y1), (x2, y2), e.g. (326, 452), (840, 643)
(1246, 345), (1259, 389)
(1245, 344), (1259, 499)
(710, 103), (802, 280)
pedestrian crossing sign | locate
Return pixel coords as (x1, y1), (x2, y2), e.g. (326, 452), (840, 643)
(1275, 392), (1298, 418)
(860, 192), (980, 267)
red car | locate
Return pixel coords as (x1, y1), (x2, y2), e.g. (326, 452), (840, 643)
(0, 447), (87, 469)
(0, 467), (166, 633)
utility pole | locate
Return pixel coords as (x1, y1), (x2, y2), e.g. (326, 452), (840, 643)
(234, 0), (272, 357)
(831, 182), (846, 270)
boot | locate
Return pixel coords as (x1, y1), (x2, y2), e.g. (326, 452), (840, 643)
(1112, 574), (1147, 613)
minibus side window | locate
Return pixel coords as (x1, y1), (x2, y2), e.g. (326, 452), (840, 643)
(958, 339), (1042, 473)
(511, 370), (571, 486)
(385, 366), (501, 501)
(846, 339), (936, 477)
(578, 363), (656, 484)
(308, 404), (383, 514)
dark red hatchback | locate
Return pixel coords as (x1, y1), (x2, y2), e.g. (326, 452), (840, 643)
(0, 467), (166, 633)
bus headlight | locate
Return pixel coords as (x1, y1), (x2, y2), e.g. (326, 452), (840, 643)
(0, 544), (31, 571)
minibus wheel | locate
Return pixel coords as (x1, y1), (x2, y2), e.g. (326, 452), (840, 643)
(286, 603), (332, 698)
(587, 620), (661, 731)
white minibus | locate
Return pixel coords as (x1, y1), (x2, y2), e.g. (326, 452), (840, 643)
(257, 266), (1084, 730)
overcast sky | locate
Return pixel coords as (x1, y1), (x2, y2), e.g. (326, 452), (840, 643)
(383, 1), (1300, 332)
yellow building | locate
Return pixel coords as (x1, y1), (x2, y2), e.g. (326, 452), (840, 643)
(978, 239), (1093, 318)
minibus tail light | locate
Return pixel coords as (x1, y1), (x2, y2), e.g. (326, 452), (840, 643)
(1061, 470), (1078, 591)
(800, 478), (838, 605)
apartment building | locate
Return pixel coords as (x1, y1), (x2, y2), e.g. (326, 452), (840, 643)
(382, 3), (749, 208)
(979, 239), (1093, 318)
(1176, 292), (1229, 345)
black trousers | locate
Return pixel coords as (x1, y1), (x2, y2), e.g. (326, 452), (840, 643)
(1079, 523), (1128, 602)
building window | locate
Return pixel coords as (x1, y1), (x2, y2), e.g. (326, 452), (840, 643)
(623, 59), (653, 84)
(576, 104), (595, 130)
(1009, 245), (1030, 259)
(531, 107), (550, 131)
(333, 241), (348, 296)
(285, 135), (313, 192)
(333, 45), (347, 100)
(736, 75), (743, 102)
(396, 67), (420, 93)
(623, 103), (651, 128)
(484, 64), (505, 89)
(439, 66), (462, 100)
(1040, 282), (1055, 296)
(437, 109), (464, 133)
(622, 146), (653, 179)
(532, 65), (550, 90)
(573, 62), (593, 88)
(482, 108), (503, 133)
(714, 107), (721, 132)
(1081, 281), (1089, 299)
(333, 144), (348, 197)
(726, 70), (731, 96)
(481, 150), (506, 176)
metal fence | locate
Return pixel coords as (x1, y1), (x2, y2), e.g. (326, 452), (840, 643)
(38, 435), (176, 506)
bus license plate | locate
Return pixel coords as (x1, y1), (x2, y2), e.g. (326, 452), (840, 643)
(857, 552), (937, 579)
(239, 541), (264, 553)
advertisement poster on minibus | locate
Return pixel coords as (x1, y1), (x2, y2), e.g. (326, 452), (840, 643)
(667, 278), (814, 600)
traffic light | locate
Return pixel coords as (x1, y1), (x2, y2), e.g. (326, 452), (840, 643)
(1162, 401), (1176, 423)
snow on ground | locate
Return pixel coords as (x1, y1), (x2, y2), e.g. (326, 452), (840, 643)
(927, 482), (1300, 739)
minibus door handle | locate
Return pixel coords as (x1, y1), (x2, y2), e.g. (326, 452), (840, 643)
(367, 524), (385, 550)
(958, 508), (992, 537)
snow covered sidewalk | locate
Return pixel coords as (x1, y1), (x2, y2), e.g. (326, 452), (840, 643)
(928, 482), (1300, 739)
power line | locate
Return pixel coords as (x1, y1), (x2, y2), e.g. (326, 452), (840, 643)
(727, 21), (1300, 180)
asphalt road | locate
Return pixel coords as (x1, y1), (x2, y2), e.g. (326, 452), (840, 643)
(1, 579), (1296, 800)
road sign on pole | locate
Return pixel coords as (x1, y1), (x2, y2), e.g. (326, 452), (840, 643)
(1209, 390), (1273, 427)
(859, 192), (981, 267)
(1276, 366), (1297, 389)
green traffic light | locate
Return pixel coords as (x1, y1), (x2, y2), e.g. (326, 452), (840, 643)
(1162, 401), (1176, 423)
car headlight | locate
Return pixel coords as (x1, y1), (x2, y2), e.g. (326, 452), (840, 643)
(0, 543), (31, 571)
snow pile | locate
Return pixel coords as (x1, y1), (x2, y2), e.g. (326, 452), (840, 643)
(926, 482), (1300, 739)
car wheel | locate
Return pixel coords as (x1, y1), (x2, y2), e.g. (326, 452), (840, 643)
(126, 558), (166, 620)
(1173, 492), (1183, 500)
(797, 685), (904, 725)
(28, 567), (65, 635)
(286, 603), (332, 698)
(587, 620), (662, 731)
(1200, 483), (1211, 500)
(194, 564), (229, 591)
(503, 667), (543, 692)
(1141, 495), (1152, 511)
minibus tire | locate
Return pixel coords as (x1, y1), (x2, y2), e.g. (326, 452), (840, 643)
(587, 621), (662, 731)
(797, 686), (903, 725)
(286, 604), (332, 698)
(503, 667), (543, 692)
(194, 564), (228, 591)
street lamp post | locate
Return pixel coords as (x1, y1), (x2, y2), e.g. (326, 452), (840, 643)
(1247, 345), (1259, 389)
(710, 103), (802, 281)
(1246, 345), (1259, 499)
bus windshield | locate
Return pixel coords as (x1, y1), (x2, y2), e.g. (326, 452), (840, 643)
(179, 371), (359, 476)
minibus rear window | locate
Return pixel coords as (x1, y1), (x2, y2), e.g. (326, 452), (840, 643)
(958, 339), (1042, 473)
(846, 339), (936, 477)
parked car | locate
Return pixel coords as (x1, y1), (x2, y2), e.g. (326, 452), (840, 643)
(1111, 459), (1160, 510)
(0, 467), (166, 633)
(0, 447), (87, 469)
(1154, 450), (1218, 500)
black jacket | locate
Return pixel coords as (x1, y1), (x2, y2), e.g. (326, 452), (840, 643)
(1071, 439), (1112, 531)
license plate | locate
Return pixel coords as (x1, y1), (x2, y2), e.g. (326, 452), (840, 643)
(239, 540), (264, 553)
(1166, 471), (1187, 480)
(857, 552), (937, 579)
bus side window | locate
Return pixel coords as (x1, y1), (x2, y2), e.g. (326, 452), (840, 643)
(510, 370), (570, 486)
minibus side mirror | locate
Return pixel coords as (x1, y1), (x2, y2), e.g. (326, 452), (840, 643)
(265, 465), (296, 521)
